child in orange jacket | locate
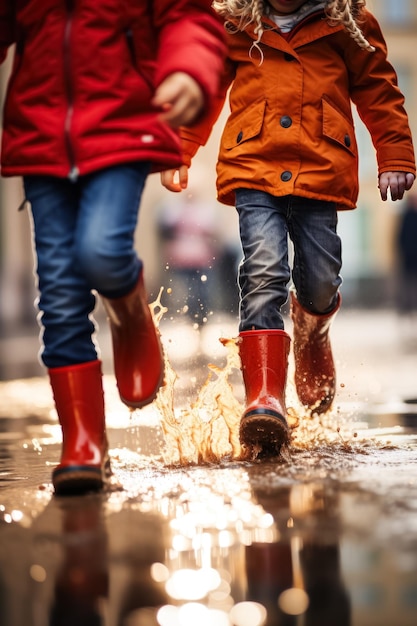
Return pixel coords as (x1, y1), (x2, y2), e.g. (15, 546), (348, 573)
(162, 0), (416, 458)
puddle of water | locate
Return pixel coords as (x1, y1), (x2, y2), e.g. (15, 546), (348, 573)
(1, 292), (417, 625)
(2, 289), (416, 517)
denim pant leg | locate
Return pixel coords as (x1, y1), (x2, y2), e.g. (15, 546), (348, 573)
(288, 197), (342, 314)
(236, 189), (291, 331)
(24, 163), (150, 368)
(75, 163), (149, 298)
(24, 176), (98, 368)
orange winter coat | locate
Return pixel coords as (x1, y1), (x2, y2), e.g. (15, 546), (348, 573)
(181, 8), (416, 210)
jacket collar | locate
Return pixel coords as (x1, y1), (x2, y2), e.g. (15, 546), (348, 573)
(228, 9), (345, 53)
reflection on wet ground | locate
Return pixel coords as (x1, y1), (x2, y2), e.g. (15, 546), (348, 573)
(1, 317), (417, 625)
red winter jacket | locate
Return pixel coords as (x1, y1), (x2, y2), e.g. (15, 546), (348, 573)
(0, 0), (226, 179)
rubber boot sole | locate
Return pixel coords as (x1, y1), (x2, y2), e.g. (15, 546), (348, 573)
(53, 458), (112, 496)
(239, 408), (290, 459)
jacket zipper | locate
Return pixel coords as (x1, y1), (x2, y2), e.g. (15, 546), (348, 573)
(63, 0), (79, 181)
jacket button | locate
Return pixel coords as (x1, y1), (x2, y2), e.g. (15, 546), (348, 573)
(237, 131), (243, 143)
(284, 53), (295, 62)
(344, 134), (351, 147)
(280, 115), (292, 128)
(281, 171), (292, 182)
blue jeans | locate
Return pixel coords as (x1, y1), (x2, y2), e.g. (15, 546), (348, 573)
(24, 163), (150, 368)
(236, 190), (342, 331)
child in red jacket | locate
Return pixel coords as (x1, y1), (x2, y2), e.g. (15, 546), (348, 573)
(162, 0), (416, 458)
(0, 1), (226, 494)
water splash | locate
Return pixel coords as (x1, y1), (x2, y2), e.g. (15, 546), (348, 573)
(147, 289), (383, 469)
(155, 336), (242, 466)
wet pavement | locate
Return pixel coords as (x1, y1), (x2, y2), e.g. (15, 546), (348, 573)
(1, 309), (417, 626)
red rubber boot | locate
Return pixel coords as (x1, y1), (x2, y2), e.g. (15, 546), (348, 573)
(291, 291), (341, 415)
(102, 272), (164, 408)
(49, 359), (110, 495)
(239, 329), (291, 457)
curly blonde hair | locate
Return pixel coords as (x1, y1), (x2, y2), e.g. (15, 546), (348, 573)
(212, 0), (375, 54)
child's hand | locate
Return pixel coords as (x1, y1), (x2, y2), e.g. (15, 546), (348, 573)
(152, 72), (204, 128)
(161, 165), (189, 192)
(378, 171), (415, 201)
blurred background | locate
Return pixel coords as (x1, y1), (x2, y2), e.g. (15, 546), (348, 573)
(1, 0), (417, 381)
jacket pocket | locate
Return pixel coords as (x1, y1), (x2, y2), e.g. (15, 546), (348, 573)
(322, 98), (356, 156)
(222, 100), (266, 150)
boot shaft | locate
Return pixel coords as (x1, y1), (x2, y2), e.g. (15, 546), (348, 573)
(102, 272), (164, 408)
(49, 360), (105, 433)
(291, 292), (341, 346)
(239, 329), (290, 406)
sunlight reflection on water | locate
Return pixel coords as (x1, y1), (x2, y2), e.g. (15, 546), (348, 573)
(2, 290), (417, 625)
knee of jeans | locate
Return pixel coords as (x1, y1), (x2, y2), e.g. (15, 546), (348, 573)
(298, 291), (338, 315)
(76, 244), (138, 295)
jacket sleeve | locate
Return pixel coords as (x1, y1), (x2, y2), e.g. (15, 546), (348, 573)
(347, 10), (415, 176)
(179, 58), (235, 166)
(152, 0), (227, 112)
(0, 1), (14, 64)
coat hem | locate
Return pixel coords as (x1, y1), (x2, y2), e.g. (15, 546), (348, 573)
(1, 150), (184, 179)
(217, 184), (357, 211)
